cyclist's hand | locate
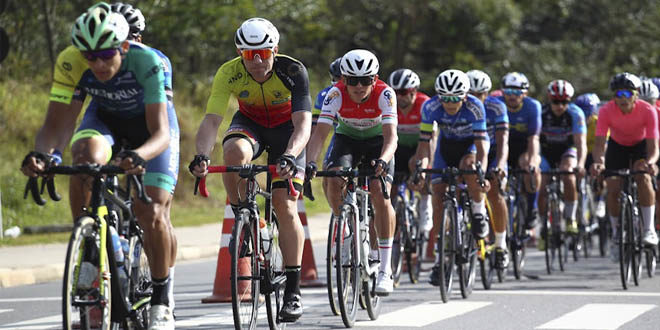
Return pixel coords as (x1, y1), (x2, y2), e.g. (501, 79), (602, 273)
(116, 150), (146, 175)
(576, 166), (586, 180)
(645, 162), (658, 176)
(478, 176), (491, 193)
(371, 158), (389, 177)
(276, 154), (297, 179)
(590, 162), (604, 177)
(305, 161), (318, 180)
(21, 151), (58, 177)
(409, 172), (426, 191)
(188, 154), (210, 177)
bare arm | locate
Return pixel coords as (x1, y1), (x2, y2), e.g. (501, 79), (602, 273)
(135, 102), (170, 161)
(645, 137), (659, 164)
(495, 129), (509, 169)
(573, 132), (587, 168)
(306, 122), (332, 163)
(526, 134), (540, 166)
(285, 110), (312, 157)
(35, 101), (83, 153)
(474, 138), (489, 172)
(591, 135), (607, 166)
(195, 113), (223, 157)
(380, 123), (398, 163)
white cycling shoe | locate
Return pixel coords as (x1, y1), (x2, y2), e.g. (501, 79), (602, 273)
(149, 305), (175, 330)
(375, 271), (393, 296)
(642, 230), (659, 246)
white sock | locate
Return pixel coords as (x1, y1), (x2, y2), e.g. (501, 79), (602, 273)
(168, 266), (175, 310)
(378, 238), (394, 274)
(495, 232), (507, 249)
(610, 215), (619, 239)
(642, 206), (655, 232)
(564, 201), (576, 222)
(471, 200), (486, 216)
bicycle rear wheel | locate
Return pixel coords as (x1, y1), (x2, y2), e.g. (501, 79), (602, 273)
(126, 234), (151, 329)
(326, 215), (340, 316)
(63, 216), (112, 330)
(265, 220), (287, 330)
(438, 204), (456, 303)
(407, 219), (421, 284)
(598, 217), (609, 257)
(511, 199), (526, 280)
(391, 200), (405, 287)
(619, 201), (632, 290)
(230, 213), (259, 329)
(336, 207), (359, 328)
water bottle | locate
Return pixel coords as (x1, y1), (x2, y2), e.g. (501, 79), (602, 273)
(457, 205), (464, 224)
(109, 226), (129, 295)
(260, 219), (271, 259)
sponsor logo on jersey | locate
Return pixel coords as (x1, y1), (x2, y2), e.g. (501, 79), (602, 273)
(228, 72), (243, 84)
(62, 62), (72, 71)
(145, 65), (161, 79)
(466, 100), (485, 120)
(82, 87), (140, 101)
(239, 90), (250, 98)
(384, 89), (393, 107)
(324, 90), (340, 106)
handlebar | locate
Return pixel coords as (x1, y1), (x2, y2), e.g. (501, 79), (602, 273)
(315, 168), (390, 199)
(194, 164), (299, 198)
(597, 168), (657, 191)
(415, 161), (487, 188)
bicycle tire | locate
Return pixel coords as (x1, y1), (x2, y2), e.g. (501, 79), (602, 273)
(511, 197), (526, 280)
(326, 215), (340, 316)
(336, 206), (359, 328)
(411, 222), (425, 284)
(598, 217), (609, 257)
(63, 216), (112, 330)
(543, 209), (552, 275)
(458, 212), (477, 299)
(363, 275), (382, 320)
(619, 200), (632, 290)
(551, 199), (566, 272)
(631, 206), (642, 286)
(438, 203), (455, 303)
(265, 220), (287, 330)
(406, 219), (420, 284)
(230, 212), (259, 329)
(645, 249), (657, 278)
(480, 230), (496, 290)
(391, 200), (405, 287)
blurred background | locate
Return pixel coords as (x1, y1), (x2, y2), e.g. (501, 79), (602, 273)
(1, 0), (660, 243)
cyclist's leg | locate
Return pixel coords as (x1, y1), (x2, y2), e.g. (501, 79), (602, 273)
(559, 148), (578, 232)
(461, 149), (489, 239)
(537, 156), (551, 223)
(221, 112), (260, 211)
(519, 149), (541, 228)
(69, 104), (114, 219)
(633, 158), (658, 245)
(322, 134), (336, 203)
(486, 153), (509, 260)
(325, 134), (355, 215)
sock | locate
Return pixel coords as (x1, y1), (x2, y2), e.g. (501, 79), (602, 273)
(642, 206), (655, 232)
(610, 215), (619, 239)
(527, 192), (538, 214)
(378, 238), (394, 274)
(564, 201), (577, 223)
(151, 274), (170, 307)
(168, 266), (175, 310)
(495, 232), (507, 249)
(284, 266), (301, 298)
(471, 200), (486, 216)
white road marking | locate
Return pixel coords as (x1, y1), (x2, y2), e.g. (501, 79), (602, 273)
(0, 309), (12, 314)
(536, 303), (657, 330)
(0, 297), (60, 303)
(473, 289), (660, 297)
(0, 314), (59, 329)
(357, 301), (492, 327)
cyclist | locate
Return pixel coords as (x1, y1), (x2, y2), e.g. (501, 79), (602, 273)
(466, 69), (510, 268)
(413, 69), (490, 285)
(639, 80), (660, 233)
(20, 3), (178, 328)
(538, 80), (587, 240)
(591, 72), (659, 261)
(388, 68), (433, 238)
(498, 72), (542, 231)
(306, 49), (398, 295)
(189, 18), (311, 321)
(110, 1), (179, 314)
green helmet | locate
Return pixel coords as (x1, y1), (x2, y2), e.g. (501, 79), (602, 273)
(71, 2), (129, 51)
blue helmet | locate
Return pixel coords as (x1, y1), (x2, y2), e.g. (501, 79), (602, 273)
(574, 93), (601, 117)
(651, 78), (660, 92)
(329, 57), (342, 80)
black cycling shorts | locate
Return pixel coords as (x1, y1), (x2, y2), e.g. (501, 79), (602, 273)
(604, 138), (647, 176)
(326, 133), (395, 182)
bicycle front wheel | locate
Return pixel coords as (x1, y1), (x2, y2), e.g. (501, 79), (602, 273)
(458, 212), (477, 299)
(619, 200), (632, 290)
(363, 275), (382, 320)
(126, 234), (151, 329)
(438, 204), (456, 303)
(511, 198), (527, 280)
(326, 214), (340, 316)
(63, 216), (112, 330)
(230, 213), (259, 329)
(391, 200), (405, 287)
(265, 220), (287, 330)
(336, 206), (359, 328)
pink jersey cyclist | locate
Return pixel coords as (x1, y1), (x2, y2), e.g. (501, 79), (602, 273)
(595, 99), (658, 146)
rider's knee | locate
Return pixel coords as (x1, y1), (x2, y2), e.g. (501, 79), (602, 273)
(222, 139), (252, 164)
(71, 138), (109, 165)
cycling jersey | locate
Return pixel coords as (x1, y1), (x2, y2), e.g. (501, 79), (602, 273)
(540, 103), (586, 149)
(313, 84), (334, 126)
(485, 96), (509, 146)
(318, 80), (397, 140)
(397, 91), (430, 147)
(420, 94), (488, 142)
(596, 99), (658, 146)
(50, 43), (166, 118)
(206, 55), (311, 128)
(497, 95), (541, 142)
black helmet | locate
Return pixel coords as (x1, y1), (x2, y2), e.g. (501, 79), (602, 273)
(329, 57), (342, 80)
(609, 72), (641, 91)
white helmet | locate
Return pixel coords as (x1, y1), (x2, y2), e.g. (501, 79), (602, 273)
(111, 3), (146, 37)
(434, 69), (470, 96)
(640, 79), (660, 100)
(466, 70), (492, 93)
(388, 68), (420, 90)
(71, 3), (129, 51)
(547, 79), (575, 100)
(340, 49), (379, 76)
(501, 72), (530, 90)
(234, 18), (279, 50)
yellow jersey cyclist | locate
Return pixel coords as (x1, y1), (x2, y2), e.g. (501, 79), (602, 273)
(538, 80), (587, 240)
(413, 69), (490, 285)
(189, 17), (311, 322)
(306, 49), (398, 295)
(20, 3), (178, 328)
(591, 73), (659, 260)
(466, 69), (510, 268)
(387, 68), (433, 238)
(498, 72), (543, 231)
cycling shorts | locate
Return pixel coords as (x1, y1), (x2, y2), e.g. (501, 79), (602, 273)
(540, 146), (577, 172)
(222, 111), (305, 190)
(508, 137), (529, 169)
(431, 138), (475, 184)
(71, 101), (180, 194)
(604, 138), (647, 177)
(393, 144), (417, 185)
(487, 147), (508, 172)
(326, 133), (395, 182)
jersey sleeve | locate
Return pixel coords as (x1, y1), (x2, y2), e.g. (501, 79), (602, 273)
(312, 87), (329, 126)
(318, 87), (342, 126)
(287, 60), (312, 114)
(205, 63), (235, 116)
(467, 99), (488, 140)
(527, 99), (542, 136)
(569, 104), (587, 134)
(420, 98), (435, 141)
(595, 102), (611, 137)
(379, 87), (397, 125)
(50, 46), (87, 105)
(486, 97), (509, 130)
(133, 48), (166, 105)
(644, 103), (659, 140)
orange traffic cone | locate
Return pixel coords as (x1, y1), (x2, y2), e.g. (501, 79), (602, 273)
(202, 198), (252, 303)
(298, 197), (325, 287)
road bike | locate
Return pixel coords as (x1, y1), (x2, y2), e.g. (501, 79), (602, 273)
(540, 169), (577, 274)
(26, 164), (152, 330)
(391, 177), (424, 286)
(505, 167), (535, 280)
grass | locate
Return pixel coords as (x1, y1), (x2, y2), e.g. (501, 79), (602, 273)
(0, 78), (331, 246)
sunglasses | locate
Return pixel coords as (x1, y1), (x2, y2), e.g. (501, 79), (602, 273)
(345, 76), (375, 86)
(551, 99), (570, 105)
(440, 95), (463, 103)
(81, 48), (119, 61)
(395, 88), (415, 95)
(615, 89), (635, 99)
(241, 48), (273, 60)
(503, 88), (525, 96)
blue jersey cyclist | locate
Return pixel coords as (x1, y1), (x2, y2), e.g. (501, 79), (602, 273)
(498, 72), (542, 230)
(412, 69), (490, 286)
(538, 80), (587, 238)
(466, 69), (510, 268)
(20, 3), (177, 328)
